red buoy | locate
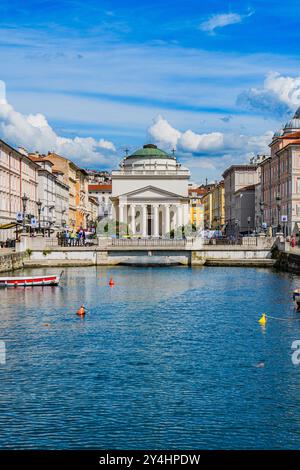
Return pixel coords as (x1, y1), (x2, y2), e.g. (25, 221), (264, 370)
(76, 305), (86, 316)
(109, 277), (115, 287)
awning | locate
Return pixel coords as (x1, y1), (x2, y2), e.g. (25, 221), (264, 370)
(0, 222), (21, 230)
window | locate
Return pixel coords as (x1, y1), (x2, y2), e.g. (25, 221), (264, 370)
(297, 178), (300, 193)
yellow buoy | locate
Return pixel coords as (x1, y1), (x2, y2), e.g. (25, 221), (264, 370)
(258, 313), (267, 325)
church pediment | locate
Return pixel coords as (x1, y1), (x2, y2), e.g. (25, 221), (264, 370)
(119, 185), (182, 200)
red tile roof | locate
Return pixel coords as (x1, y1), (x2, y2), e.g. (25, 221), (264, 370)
(28, 155), (53, 165)
(88, 184), (112, 191)
(188, 187), (207, 196)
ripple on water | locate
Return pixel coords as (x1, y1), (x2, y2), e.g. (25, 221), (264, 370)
(0, 266), (300, 449)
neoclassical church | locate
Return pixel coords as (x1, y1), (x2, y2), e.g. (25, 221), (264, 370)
(111, 144), (190, 236)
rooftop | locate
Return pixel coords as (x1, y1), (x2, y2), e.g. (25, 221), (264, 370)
(222, 164), (257, 178)
(234, 184), (256, 194)
(88, 184), (112, 192)
(127, 144), (175, 160)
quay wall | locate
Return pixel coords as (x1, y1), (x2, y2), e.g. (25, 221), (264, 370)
(0, 252), (27, 273)
(22, 246), (274, 268)
(275, 251), (300, 275)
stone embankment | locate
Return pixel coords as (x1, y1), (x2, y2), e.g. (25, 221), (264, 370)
(22, 241), (275, 268)
(0, 251), (27, 273)
(0, 235), (277, 271)
(275, 250), (300, 275)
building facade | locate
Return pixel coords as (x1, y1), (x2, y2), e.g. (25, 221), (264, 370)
(211, 181), (225, 230)
(261, 107), (300, 235)
(254, 182), (262, 232)
(222, 164), (260, 235)
(188, 186), (206, 228)
(87, 196), (99, 228)
(111, 144), (190, 237)
(202, 192), (213, 229)
(39, 153), (89, 230)
(75, 168), (89, 229)
(0, 140), (38, 241)
(88, 183), (112, 220)
(234, 185), (255, 234)
(28, 156), (69, 231)
(86, 170), (111, 184)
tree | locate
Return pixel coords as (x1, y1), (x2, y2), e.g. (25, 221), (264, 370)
(96, 217), (132, 237)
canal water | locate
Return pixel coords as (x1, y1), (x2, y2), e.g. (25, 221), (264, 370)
(1, 266), (300, 449)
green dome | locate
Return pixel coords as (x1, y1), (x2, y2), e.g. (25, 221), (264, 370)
(127, 144), (175, 160)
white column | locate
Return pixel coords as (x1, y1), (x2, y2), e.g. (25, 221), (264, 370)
(153, 204), (159, 237)
(124, 204), (128, 228)
(142, 204), (147, 237)
(164, 204), (170, 236)
(172, 206), (177, 230)
(130, 204), (136, 235)
(183, 203), (189, 226)
(177, 204), (182, 228)
(119, 204), (124, 224)
(111, 202), (116, 221)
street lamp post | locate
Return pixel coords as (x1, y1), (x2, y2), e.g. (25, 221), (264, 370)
(37, 199), (42, 233)
(21, 193), (29, 234)
(259, 200), (264, 232)
(276, 193), (281, 233)
(235, 218), (239, 242)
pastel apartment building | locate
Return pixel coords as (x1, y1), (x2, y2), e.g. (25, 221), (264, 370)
(222, 163), (261, 235)
(261, 107), (300, 235)
(0, 140), (38, 241)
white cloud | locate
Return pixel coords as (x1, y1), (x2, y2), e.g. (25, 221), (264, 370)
(247, 130), (274, 154)
(0, 80), (6, 104)
(0, 86), (117, 167)
(148, 115), (272, 177)
(180, 129), (224, 152)
(147, 115), (181, 147)
(148, 115), (224, 153)
(199, 10), (254, 34)
(147, 115), (273, 182)
(237, 72), (300, 116)
(265, 72), (300, 108)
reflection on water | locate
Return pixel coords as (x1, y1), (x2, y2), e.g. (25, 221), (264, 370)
(1, 266), (300, 449)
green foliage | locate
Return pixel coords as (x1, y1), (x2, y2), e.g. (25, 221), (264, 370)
(167, 224), (198, 239)
(96, 218), (132, 237)
(42, 249), (52, 257)
(25, 248), (32, 257)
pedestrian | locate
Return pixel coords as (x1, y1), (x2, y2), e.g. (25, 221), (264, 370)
(291, 234), (296, 248)
(65, 230), (70, 246)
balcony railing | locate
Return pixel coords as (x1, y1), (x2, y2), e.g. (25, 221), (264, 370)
(112, 169), (190, 176)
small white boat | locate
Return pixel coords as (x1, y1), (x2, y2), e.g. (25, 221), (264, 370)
(293, 289), (300, 309)
(0, 271), (63, 287)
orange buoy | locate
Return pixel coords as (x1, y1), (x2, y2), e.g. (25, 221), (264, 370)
(76, 305), (86, 316)
(109, 277), (115, 287)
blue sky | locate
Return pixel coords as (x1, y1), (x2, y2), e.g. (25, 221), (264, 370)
(1, 0), (300, 182)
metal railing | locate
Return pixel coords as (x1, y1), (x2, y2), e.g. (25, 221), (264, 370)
(46, 238), (98, 247)
(202, 237), (260, 246)
(110, 238), (187, 247)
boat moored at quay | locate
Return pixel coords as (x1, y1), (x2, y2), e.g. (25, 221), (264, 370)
(0, 272), (62, 287)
